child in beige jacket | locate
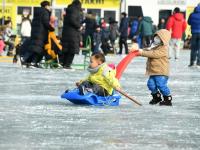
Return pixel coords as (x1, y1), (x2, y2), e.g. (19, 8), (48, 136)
(132, 29), (172, 106)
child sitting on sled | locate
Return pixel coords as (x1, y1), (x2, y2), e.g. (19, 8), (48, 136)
(76, 52), (121, 96)
(131, 29), (172, 106)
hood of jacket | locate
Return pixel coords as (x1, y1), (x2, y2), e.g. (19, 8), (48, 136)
(194, 5), (200, 13)
(33, 7), (50, 18)
(173, 13), (184, 21)
(143, 16), (153, 23)
(155, 29), (171, 46)
(67, 1), (81, 13)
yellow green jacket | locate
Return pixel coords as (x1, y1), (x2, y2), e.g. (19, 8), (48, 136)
(83, 63), (120, 95)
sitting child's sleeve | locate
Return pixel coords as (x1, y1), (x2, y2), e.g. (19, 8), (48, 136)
(102, 66), (120, 89)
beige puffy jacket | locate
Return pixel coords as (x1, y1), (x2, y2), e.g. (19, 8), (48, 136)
(140, 29), (171, 76)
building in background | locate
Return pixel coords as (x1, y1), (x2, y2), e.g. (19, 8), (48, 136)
(0, 0), (120, 34)
(56, 0), (120, 22)
(0, 0), (199, 36)
(120, 0), (200, 37)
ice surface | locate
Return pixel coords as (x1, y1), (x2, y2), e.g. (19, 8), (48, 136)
(0, 50), (199, 150)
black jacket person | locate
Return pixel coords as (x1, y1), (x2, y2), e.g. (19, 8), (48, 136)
(23, 1), (54, 66)
(61, 0), (82, 69)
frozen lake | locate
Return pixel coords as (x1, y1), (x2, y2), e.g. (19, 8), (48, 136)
(0, 50), (199, 150)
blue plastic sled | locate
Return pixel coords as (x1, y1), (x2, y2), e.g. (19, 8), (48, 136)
(61, 88), (121, 106)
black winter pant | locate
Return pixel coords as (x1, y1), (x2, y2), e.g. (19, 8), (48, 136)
(190, 33), (200, 65)
(62, 52), (75, 67)
(23, 44), (45, 64)
(78, 81), (109, 96)
(119, 36), (128, 54)
(23, 51), (44, 64)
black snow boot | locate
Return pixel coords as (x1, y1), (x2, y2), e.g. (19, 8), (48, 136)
(149, 92), (162, 105)
(159, 95), (172, 106)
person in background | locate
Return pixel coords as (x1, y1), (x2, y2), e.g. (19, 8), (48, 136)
(82, 11), (96, 49)
(61, 0), (82, 69)
(187, 3), (200, 67)
(183, 35), (191, 49)
(93, 25), (101, 53)
(136, 16), (143, 48)
(158, 18), (166, 30)
(118, 12), (129, 54)
(131, 29), (172, 106)
(166, 7), (187, 60)
(22, 0), (54, 68)
(44, 15), (62, 63)
(0, 16), (6, 25)
(58, 11), (64, 39)
(129, 17), (139, 39)
(95, 14), (101, 26)
(20, 14), (31, 43)
(101, 23), (111, 55)
(3, 20), (14, 56)
(100, 18), (106, 29)
(0, 32), (5, 56)
(109, 17), (119, 54)
(139, 16), (154, 48)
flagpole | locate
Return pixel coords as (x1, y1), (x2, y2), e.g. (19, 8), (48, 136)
(50, 0), (55, 16)
(2, 0), (5, 25)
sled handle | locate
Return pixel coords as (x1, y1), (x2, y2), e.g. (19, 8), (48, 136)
(115, 88), (142, 106)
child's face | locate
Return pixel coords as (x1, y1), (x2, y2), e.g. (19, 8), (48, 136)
(45, 5), (51, 11)
(7, 22), (11, 27)
(96, 27), (100, 32)
(161, 19), (165, 23)
(153, 35), (162, 45)
(89, 56), (102, 69)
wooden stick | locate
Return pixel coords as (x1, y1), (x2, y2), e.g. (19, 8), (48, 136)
(115, 88), (142, 106)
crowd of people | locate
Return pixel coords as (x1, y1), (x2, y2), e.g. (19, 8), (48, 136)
(0, 0), (199, 69)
